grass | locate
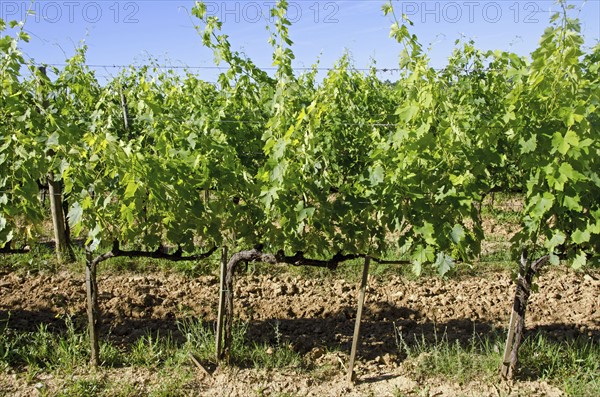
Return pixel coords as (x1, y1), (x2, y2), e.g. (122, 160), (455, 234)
(3, 313), (596, 396)
(520, 333), (600, 397)
(394, 326), (503, 384)
(0, 315), (303, 396)
(56, 378), (107, 397)
(480, 192), (524, 221)
(0, 316), (89, 373)
(0, 244), (61, 274)
(394, 325), (600, 396)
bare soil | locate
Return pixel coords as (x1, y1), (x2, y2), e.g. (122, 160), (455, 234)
(0, 266), (598, 396)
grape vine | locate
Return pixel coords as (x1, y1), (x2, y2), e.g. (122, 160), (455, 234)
(1, 0), (597, 378)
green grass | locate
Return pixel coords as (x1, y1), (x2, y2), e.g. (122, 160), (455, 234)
(56, 378), (107, 397)
(0, 316), (89, 373)
(519, 333), (600, 397)
(0, 244), (61, 274)
(96, 254), (219, 279)
(0, 317), (302, 371)
(394, 326), (502, 384)
(0, 316), (303, 396)
(394, 325), (600, 396)
(480, 192), (524, 222)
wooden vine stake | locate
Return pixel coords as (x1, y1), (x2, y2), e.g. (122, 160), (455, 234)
(215, 246), (228, 360)
(347, 255), (370, 385)
(85, 248), (100, 367)
(48, 172), (70, 262)
(38, 66), (72, 263)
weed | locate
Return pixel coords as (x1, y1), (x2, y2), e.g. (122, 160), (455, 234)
(56, 378), (106, 397)
(148, 367), (195, 397)
(394, 324), (600, 397)
(394, 325), (503, 384)
(178, 317), (215, 362)
(127, 332), (176, 368)
(519, 333), (600, 396)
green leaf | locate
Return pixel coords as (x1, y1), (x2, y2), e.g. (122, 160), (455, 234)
(411, 261), (422, 277)
(503, 110), (516, 123)
(551, 130), (579, 155)
(415, 222), (436, 245)
(67, 202), (83, 228)
(46, 132), (60, 148)
(120, 203), (135, 226)
(571, 252), (586, 270)
(187, 133), (197, 149)
(545, 163), (568, 191)
(519, 135), (537, 154)
(571, 228), (590, 244)
(59, 159), (70, 178)
(411, 244), (435, 265)
(563, 194), (582, 211)
(590, 210), (600, 234)
(558, 162), (582, 182)
(450, 224), (465, 244)
(434, 252), (454, 276)
(545, 230), (565, 250)
(449, 174), (465, 186)
(17, 31), (29, 42)
(559, 107), (583, 127)
(192, 2), (207, 18)
(124, 179), (138, 200)
(369, 164), (384, 186)
(381, 3), (392, 16)
(528, 192), (554, 220)
(295, 201), (315, 222)
(395, 104), (419, 123)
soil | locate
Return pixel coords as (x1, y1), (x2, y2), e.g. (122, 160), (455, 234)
(0, 266), (598, 396)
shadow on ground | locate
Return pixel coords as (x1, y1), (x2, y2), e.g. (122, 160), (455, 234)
(2, 299), (598, 364)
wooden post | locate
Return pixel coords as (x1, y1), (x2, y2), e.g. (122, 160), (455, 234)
(85, 249), (100, 367)
(500, 304), (519, 379)
(347, 256), (370, 385)
(48, 172), (70, 262)
(120, 89), (130, 132)
(37, 67), (71, 263)
(215, 246), (228, 360)
(222, 254), (236, 363)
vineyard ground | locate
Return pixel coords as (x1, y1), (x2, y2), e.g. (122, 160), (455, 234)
(0, 260), (598, 396)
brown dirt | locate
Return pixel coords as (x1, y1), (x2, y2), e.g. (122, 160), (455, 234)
(0, 266), (598, 396)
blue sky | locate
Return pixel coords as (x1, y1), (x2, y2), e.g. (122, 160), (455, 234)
(2, 1), (599, 81)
